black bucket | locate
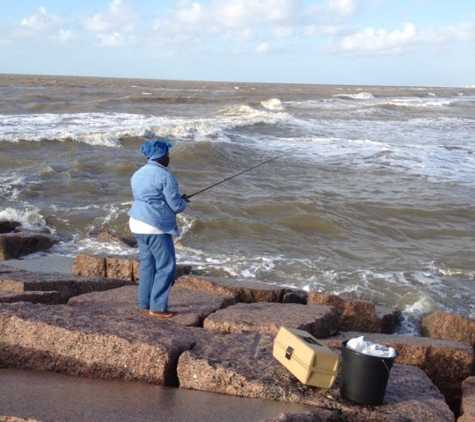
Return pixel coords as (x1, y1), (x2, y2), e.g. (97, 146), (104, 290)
(340, 340), (397, 405)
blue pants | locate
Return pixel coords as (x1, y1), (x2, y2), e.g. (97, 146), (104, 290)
(134, 233), (176, 312)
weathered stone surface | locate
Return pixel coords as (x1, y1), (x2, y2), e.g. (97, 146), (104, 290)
(177, 332), (454, 421)
(203, 302), (340, 338)
(72, 253), (106, 277)
(0, 265), (22, 277)
(0, 221), (21, 234)
(422, 311), (475, 347)
(72, 253), (191, 282)
(175, 275), (295, 303)
(0, 231), (60, 260)
(105, 255), (138, 282)
(0, 302), (203, 386)
(68, 284), (236, 327)
(0, 264), (133, 303)
(262, 408), (338, 422)
(0, 290), (65, 305)
(321, 331), (474, 415)
(1, 255), (471, 421)
(307, 292), (398, 333)
(282, 289), (308, 304)
(459, 377), (475, 422)
(86, 230), (137, 247)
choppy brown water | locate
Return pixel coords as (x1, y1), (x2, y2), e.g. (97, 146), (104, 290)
(1, 74), (474, 333)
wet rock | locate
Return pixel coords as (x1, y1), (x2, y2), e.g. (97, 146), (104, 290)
(177, 332), (454, 421)
(203, 302), (340, 337)
(86, 230), (137, 247)
(281, 289), (308, 304)
(0, 231), (60, 260)
(421, 311), (475, 347)
(322, 331), (474, 415)
(0, 221), (21, 234)
(68, 284), (236, 327)
(307, 292), (398, 333)
(459, 377), (475, 422)
(0, 302), (203, 387)
(175, 274), (293, 303)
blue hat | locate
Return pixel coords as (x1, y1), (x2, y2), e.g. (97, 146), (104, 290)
(141, 140), (172, 160)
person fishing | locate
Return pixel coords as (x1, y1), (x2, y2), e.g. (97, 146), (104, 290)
(128, 142), (282, 318)
(128, 140), (189, 319)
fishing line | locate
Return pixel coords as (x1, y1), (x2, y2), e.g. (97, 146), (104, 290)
(187, 153), (286, 199)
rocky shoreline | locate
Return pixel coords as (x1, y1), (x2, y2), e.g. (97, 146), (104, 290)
(0, 227), (474, 421)
(0, 252), (472, 422)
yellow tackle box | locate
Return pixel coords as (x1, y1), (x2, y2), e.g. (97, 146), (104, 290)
(273, 326), (340, 388)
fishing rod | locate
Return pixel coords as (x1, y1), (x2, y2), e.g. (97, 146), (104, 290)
(187, 153), (286, 199)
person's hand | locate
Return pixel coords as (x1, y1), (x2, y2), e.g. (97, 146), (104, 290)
(181, 194), (190, 203)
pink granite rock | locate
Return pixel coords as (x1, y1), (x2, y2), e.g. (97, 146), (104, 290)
(72, 253), (191, 283)
(459, 377), (475, 422)
(105, 256), (138, 282)
(72, 253), (106, 277)
(86, 230), (137, 247)
(421, 311), (475, 347)
(68, 284), (236, 327)
(177, 332), (454, 421)
(0, 290), (65, 305)
(203, 302), (340, 338)
(0, 302), (203, 386)
(261, 408), (338, 422)
(175, 275), (293, 303)
(0, 264), (132, 303)
(307, 291), (398, 333)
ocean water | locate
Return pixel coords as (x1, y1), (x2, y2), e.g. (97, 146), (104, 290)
(1, 74), (474, 334)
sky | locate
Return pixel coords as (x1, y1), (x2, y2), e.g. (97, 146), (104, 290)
(1, 0), (474, 87)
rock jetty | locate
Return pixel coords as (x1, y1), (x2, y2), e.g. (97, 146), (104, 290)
(0, 251), (474, 422)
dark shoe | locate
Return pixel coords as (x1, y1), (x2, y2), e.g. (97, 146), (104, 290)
(148, 310), (177, 318)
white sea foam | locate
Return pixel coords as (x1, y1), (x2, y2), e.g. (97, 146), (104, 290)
(261, 98), (284, 110)
(398, 295), (440, 335)
(334, 92), (375, 100)
(0, 105), (293, 146)
(0, 173), (26, 201)
(0, 206), (55, 233)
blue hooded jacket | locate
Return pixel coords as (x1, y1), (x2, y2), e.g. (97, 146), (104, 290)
(128, 160), (187, 235)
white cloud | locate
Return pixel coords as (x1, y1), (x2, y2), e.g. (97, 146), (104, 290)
(57, 29), (74, 43)
(456, 21), (475, 41)
(96, 31), (136, 47)
(341, 23), (417, 53)
(84, 0), (138, 33)
(213, 0), (300, 28)
(306, 0), (358, 22)
(326, 0), (358, 16)
(154, 0), (301, 35)
(274, 26), (294, 38)
(257, 42), (271, 53)
(19, 7), (63, 32)
(340, 18), (475, 55)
